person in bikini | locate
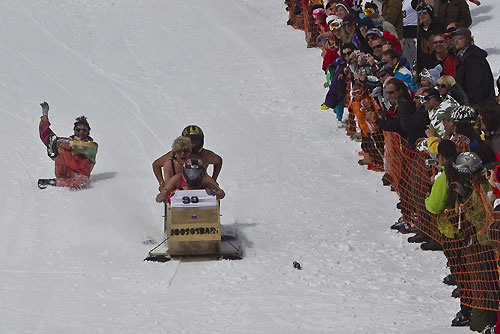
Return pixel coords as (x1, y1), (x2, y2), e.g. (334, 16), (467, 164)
(156, 159), (225, 203)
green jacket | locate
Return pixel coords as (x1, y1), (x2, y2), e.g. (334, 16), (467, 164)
(425, 168), (459, 238)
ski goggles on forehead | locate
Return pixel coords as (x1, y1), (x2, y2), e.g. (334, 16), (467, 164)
(325, 8), (335, 16)
(312, 8), (325, 18)
(364, 7), (375, 16)
(329, 20), (342, 30)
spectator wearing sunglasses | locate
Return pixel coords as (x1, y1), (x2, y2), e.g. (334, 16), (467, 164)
(416, 3), (445, 75)
(430, 33), (457, 77)
(38, 102), (98, 189)
(437, 75), (470, 106)
(162, 136), (192, 185)
(454, 27), (496, 105)
(437, 0), (472, 28)
(363, 2), (399, 40)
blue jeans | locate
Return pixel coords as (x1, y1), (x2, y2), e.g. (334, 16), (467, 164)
(334, 98), (345, 121)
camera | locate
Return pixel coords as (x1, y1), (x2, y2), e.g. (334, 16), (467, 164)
(425, 159), (437, 167)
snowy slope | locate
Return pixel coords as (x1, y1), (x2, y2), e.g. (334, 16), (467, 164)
(1, 1), (499, 333)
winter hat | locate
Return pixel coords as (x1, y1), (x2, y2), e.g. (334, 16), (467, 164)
(326, 14), (340, 25)
(420, 64), (442, 86)
(343, 13), (356, 25)
(451, 105), (477, 123)
(172, 136), (192, 153)
(366, 27), (383, 39)
(416, 3), (433, 16)
(364, 1), (379, 11)
(358, 16), (376, 30)
(335, 2), (351, 14)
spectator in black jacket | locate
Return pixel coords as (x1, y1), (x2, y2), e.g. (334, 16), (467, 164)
(366, 78), (411, 139)
(454, 27), (496, 105)
(399, 88), (431, 147)
(416, 3), (445, 75)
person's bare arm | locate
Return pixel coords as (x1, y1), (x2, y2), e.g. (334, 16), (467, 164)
(156, 174), (181, 203)
(152, 151), (172, 189)
(204, 175), (225, 199)
(203, 150), (223, 182)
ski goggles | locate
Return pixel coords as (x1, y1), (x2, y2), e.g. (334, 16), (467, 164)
(329, 20), (342, 30)
(312, 8), (325, 18)
(417, 95), (432, 103)
(364, 7), (375, 16)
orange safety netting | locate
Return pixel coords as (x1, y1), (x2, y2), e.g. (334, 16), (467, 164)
(366, 129), (500, 311)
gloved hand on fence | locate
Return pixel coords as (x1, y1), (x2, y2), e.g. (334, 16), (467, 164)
(40, 102), (49, 117)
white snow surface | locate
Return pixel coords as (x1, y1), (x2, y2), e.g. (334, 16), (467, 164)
(1, 1), (499, 333)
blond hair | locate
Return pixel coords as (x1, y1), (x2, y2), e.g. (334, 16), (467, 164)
(171, 136), (192, 153)
(437, 75), (455, 87)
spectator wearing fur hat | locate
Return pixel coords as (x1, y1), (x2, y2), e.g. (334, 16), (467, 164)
(420, 64), (442, 88)
(381, 0), (403, 39)
(437, 0), (472, 28)
(454, 27), (496, 105)
(416, 3), (445, 75)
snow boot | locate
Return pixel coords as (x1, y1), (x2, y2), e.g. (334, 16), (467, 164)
(407, 233), (429, 243)
(46, 134), (58, 159)
(451, 308), (471, 326)
(443, 274), (457, 286)
(420, 240), (443, 251)
(38, 178), (57, 189)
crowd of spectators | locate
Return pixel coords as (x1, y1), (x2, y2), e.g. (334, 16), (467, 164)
(285, 0), (500, 333)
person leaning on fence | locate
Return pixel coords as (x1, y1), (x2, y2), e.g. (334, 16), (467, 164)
(447, 152), (498, 332)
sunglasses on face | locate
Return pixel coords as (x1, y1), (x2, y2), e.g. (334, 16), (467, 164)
(418, 95), (431, 103)
(343, 50), (353, 57)
(74, 128), (89, 133)
(176, 149), (190, 154)
(373, 44), (383, 49)
(438, 84), (448, 88)
(433, 40), (445, 45)
(344, 22), (354, 27)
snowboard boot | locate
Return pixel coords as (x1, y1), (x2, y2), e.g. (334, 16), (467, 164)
(46, 134), (59, 159)
(420, 240), (443, 251)
(38, 178), (57, 189)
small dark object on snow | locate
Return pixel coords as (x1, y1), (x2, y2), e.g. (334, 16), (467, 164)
(451, 287), (460, 298)
(38, 178), (56, 189)
(293, 261), (301, 270)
